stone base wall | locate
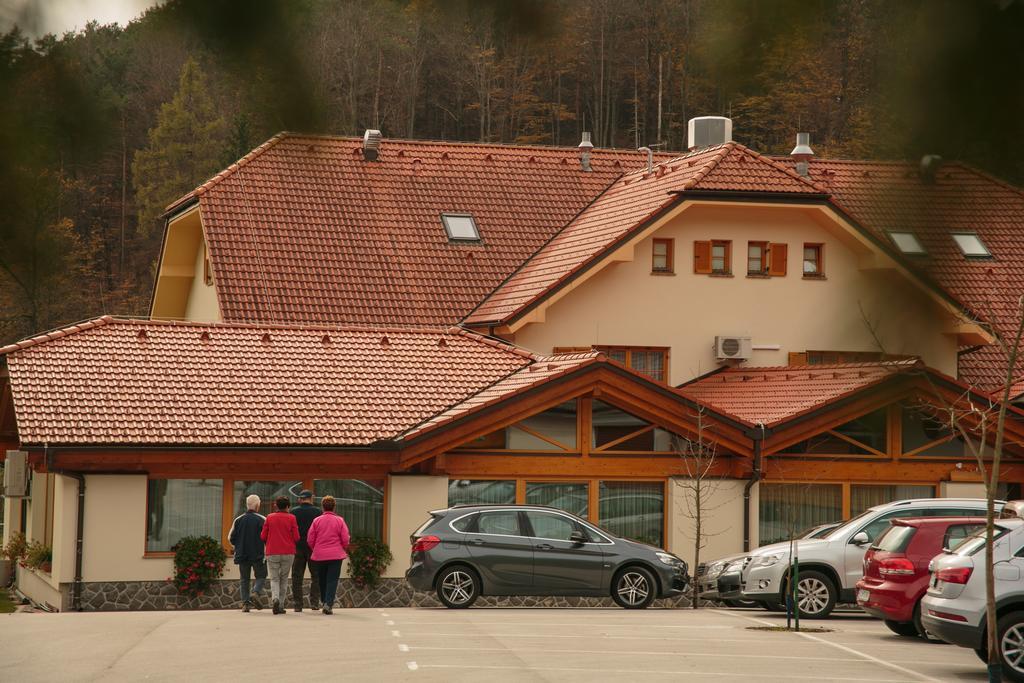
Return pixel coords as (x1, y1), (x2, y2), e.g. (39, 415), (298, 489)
(61, 578), (691, 611)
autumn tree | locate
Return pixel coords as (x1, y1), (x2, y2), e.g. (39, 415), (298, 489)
(132, 57), (226, 238)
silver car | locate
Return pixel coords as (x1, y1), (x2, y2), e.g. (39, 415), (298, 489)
(922, 518), (1024, 681)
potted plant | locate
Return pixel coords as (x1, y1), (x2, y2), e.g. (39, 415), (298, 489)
(347, 537), (393, 591)
(1, 532), (28, 584)
(25, 541), (52, 574)
(169, 535), (227, 602)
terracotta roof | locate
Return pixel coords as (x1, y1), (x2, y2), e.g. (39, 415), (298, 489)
(182, 134), (675, 327)
(679, 361), (919, 426)
(1, 318), (534, 446)
(465, 143), (826, 326)
(776, 158), (1024, 391)
(400, 351), (602, 440)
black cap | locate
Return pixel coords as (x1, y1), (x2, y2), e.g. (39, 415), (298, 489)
(298, 489), (314, 499)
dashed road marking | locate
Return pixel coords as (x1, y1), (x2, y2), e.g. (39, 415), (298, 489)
(406, 662), (418, 671)
(391, 630), (401, 637)
(414, 663), (904, 681)
(405, 645), (860, 661)
(386, 620), (395, 626)
(398, 643), (409, 652)
(381, 612), (390, 617)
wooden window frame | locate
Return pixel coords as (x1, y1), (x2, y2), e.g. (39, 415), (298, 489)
(802, 243), (824, 278)
(711, 240), (732, 275)
(747, 241), (768, 276)
(203, 243), (214, 286)
(761, 480), (936, 521)
(594, 346), (669, 383)
(651, 238), (674, 274)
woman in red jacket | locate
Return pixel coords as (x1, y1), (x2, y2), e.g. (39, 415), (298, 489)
(306, 495), (351, 615)
(260, 496), (300, 615)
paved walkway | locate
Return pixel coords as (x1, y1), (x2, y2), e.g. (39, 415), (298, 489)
(0, 606), (988, 681)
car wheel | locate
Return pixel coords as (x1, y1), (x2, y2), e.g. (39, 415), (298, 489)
(436, 566), (479, 609)
(793, 571), (837, 619)
(724, 599), (759, 609)
(912, 601), (943, 642)
(761, 601), (786, 612)
(612, 566), (656, 609)
(975, 647), (989, 664)
(884, 619), (920, 638)
(998, 611), (1024, 682)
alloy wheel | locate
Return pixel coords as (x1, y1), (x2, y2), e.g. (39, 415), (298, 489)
(617, 571), (651, 606)
(796, 577), (830, 615)
(440, 570), (475, 606)
(1002, 623), (1024, 674)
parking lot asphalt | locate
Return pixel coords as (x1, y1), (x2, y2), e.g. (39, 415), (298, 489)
(0, 605), (990, 682)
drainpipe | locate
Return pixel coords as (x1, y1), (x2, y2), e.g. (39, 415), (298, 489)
(743, 433), (764, 553)
(45, 446), (86, 611)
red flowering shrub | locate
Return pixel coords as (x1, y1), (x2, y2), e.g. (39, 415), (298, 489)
(170, 536), (227, 598)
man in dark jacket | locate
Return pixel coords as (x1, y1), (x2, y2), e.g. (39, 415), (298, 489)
(291, 489), (322, 611)
(228, 493), (267, 612)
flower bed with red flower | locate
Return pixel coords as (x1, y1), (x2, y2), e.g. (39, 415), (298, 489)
(169, 536), (227, 598)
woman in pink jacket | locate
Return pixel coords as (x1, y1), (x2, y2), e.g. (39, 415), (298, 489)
(305, 495), (351, 614)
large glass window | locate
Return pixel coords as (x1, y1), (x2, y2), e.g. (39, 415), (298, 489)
(146, 479), (223, 553)
(901, 405), (965, 457)
(477, 511), (521, 536)
(233, 480), (303, 517)
(759, 483), (842, 545)
(525, 510), (578, 541)
(526, 482), (588, 518)
(595, 347), (668, 382)
(850, 484), (934, 517)
(781, 408), (887, 455)
(448, 480), (515, 506)
(314, 479), (384, 540)
(592, 400), (674, 452)
(512, 401), (578, 450)
(599, 481), (663, 545)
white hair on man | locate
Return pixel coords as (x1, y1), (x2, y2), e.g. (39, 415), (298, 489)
(246, 494), (261, 511)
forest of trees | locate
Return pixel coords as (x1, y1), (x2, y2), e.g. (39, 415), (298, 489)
(1, 0), (1021, 345)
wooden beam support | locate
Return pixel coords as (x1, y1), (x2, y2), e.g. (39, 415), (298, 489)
(444, 453), (736, 479)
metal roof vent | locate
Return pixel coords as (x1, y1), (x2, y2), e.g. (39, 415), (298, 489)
(687, 116), (733, 150)
(362, 129), (382, 161)
(920, 154), (943, 184)
(790, 132), (814, 177)
(579, 131), (594, 172)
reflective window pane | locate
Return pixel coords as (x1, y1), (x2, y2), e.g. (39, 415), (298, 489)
(314, 479), (384, 540)
(850, 484), (934, 518)
(449, 480), (516, 506)
(901, 406), (965, 457)
(146, 479), (223, 552)
(759, 483), (841, 546)
(233, 480), (302, 517)
(511, 401), (577, 450)
(599, 481), (663, 545)
(526, 482), (588, 518)
(477, 511), (521, 536)
(525, 511), (577, 541)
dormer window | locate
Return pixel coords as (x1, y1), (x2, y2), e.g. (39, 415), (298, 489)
(951, 233), (991, 258)
(442, 213), (480, 241)
(887, 231), (926, 255)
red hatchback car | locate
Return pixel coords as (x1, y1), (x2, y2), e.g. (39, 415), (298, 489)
(856, 516), (985, 638)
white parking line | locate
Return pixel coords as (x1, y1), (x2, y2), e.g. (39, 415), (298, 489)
(381, 612), (390, 617)
(392, 621), (735, 629)
(407, 645), (862, 662)
(406, 662), (418, 671)
(397, 631), (821, 644)
(391, 630), (401, 637)
(386, 620), (395, 625)
(716, 610), (939, 682)
(414, 663), (908, 681)
(397, 644), (409, 652)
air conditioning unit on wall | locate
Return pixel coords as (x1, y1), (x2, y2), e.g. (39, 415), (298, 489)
(715, 336), (752, 362)
(3, 450), (29, 497)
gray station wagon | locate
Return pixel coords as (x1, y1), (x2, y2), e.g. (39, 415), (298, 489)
(405, 504), (689, 608)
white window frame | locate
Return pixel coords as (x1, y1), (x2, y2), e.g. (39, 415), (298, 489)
(951, 232), (991, 258)
(442, 213), (481, 241)
(887, 231), (926, 255)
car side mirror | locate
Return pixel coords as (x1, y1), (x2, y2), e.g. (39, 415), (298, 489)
(851, 531), (870, 546)
(569, 530), (586, 545)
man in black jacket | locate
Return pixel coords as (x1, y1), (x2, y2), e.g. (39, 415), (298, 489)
(291, 489), (322, 612)
(229, 494), (267, 612)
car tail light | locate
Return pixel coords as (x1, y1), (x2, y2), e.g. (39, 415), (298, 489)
(935, 566), (973, 584)
(878, 557), (916, 579)
(412, 535), (440, 552)
(928, 609), (968, 622)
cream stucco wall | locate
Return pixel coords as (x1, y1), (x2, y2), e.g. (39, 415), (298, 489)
(940, 481), (987, 499)
(51, 475), (79, 586)
(384, 475), (449, 578)
(513, 203), (959, 384)
(667, 477), (752, 566)
(183, 237), (221, 322)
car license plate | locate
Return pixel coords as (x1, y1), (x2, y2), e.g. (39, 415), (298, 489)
(857, 589), (870, 603)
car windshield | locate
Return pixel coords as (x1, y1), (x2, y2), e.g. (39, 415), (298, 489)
(954, 525), (1012, 556)
(800, 522), (842, 539)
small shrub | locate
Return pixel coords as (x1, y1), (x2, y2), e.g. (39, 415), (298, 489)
(347, 537), (393, 590)
(170, 536), (227, 598)
(2, 532), (27, 564)
(24, 541), (52, 571)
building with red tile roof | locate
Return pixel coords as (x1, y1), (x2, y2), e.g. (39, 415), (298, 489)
(4, 120), (1024, 612)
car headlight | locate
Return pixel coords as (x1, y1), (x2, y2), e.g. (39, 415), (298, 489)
(657, 552), (682, 566)
(725, 559), (746, 572)
(751, 553), (784, 568)
(704, 562), (724, 578)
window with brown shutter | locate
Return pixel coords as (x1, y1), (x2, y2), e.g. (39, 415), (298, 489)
(768, 243), (788, 276)
(711, 240), (731, 274)
(693, 240), (712, 274)
(652, 238), (674, 273)
(747, 241), (768, 275)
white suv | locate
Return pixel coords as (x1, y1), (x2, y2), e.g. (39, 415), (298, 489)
(922, 518), (1024, 681)
(739, 498), (995, 618)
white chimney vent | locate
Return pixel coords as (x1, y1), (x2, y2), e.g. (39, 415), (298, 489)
(791, 132), (814, 177)
(688, 116), (733, 150)
(579, 131), (594, 172)
(362, 129), (382, 161)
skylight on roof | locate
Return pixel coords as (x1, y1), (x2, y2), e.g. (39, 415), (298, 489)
(951, 233), (991, 258)
(442, 213), (480, 241)
(887, 231), (926, 255)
